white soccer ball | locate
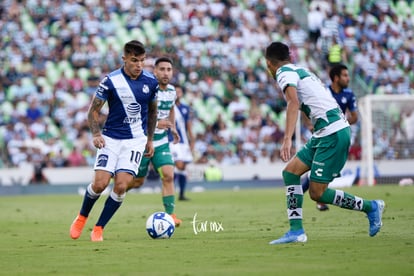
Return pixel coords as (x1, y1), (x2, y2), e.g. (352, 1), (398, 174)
(145, 211), (175, 239)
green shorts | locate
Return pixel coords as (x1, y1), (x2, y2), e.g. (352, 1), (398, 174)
(296, 127), (351, 183)
(137, 143), (174, 177)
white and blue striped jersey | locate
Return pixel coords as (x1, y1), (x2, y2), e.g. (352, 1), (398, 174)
(171, 103), (191, 146)
(95, 68), (158, 139)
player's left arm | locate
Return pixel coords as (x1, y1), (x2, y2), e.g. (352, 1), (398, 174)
(168, 105), (180, 144)
(145, 99), (157, 157)
(347, 93), (358, 125)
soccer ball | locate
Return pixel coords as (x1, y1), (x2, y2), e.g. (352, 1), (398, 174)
(145, 211), (175, 239)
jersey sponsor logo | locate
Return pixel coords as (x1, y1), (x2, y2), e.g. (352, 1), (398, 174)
(96, 154), (108, 167)
(142, 84), (149, 94)
(124, 102), (141, 124)
(126, 102), (141, 116)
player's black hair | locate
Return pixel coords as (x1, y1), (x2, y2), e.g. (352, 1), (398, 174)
(124, 40), (146, 56)
(154, 56), (173, 66)
(329, 64), (348, 82)
(265, 42), (291, 63)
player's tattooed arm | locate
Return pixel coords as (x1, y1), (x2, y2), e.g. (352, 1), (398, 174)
(146, 100), (158, 141)
(88, 95), (105, 137)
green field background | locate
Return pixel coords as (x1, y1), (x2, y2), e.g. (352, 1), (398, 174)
(0, 185), (413, 275)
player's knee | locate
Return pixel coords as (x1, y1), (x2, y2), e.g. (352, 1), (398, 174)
(309, 190), (321, 201)
(130, 178), (144, 189)
(308, 183), (326, 201)
(92, 180), (109, 193)
(161, 173), (174, 185)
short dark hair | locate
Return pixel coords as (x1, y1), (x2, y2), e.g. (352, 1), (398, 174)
(329, 64), (348, 82)
(124, 40), (145, 56)
(265, 42), (290, 63)
(154, 56), (173, 66)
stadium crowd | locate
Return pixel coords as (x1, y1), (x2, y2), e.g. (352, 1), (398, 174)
(0, 0), (413, 172)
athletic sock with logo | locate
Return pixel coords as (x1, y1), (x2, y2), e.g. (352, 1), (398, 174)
(319, 188), (372, 212)
(282, 171), (304, 231)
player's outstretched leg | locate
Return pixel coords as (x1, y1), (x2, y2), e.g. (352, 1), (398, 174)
(318, 188), (385, 236)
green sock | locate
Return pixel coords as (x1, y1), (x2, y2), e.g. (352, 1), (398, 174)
(163, 195), (175, 215)
(319, 188), (372, 212)
(282, 171), (303, 231)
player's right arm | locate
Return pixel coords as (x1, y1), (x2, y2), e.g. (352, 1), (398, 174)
(88, 95), (106, 149)
(280, 86), (300, 162)
(185, 112), (195, 152)
(144, 99), (158, 157)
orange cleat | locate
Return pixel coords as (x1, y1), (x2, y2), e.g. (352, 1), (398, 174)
(70, 214), (87, 239)
(170, 214), (182, 227)
(90, 225), (104, 242)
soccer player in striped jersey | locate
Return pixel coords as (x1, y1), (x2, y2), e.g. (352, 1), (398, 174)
(70, 40), (158, 241)
(265, 42), (384, 244)
(302, 63), (359, 211)
(127, 57), (182, 226)
(169, 85), (194, 201)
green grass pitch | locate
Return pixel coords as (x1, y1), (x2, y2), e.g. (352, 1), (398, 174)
(0, 185), (413, 275)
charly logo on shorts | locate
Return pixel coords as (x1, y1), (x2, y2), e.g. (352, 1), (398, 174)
(96, 154), (109, 167)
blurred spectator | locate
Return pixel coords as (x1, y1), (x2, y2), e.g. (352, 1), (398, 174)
(26, 99), (43, 123)
(228, 95), (248, 123)
(28, 150), (51, 185)
(203, 160), (223, 182)
(66, 147), (87, 167)
(307, 5), (325, 44)
(349, 137), (362, 160)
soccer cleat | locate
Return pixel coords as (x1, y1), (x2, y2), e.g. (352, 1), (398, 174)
(70, 214), (87, 239)
(170, 214), (182, 227)
(269, 229), (308, 245)
(90, 226), (104, 242)
(367, 199), (385, 237)
(316, 202), (329, 211)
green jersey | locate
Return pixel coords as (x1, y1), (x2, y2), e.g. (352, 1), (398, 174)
(276, 64), (349, 137)
(153, 84), (177, 147)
